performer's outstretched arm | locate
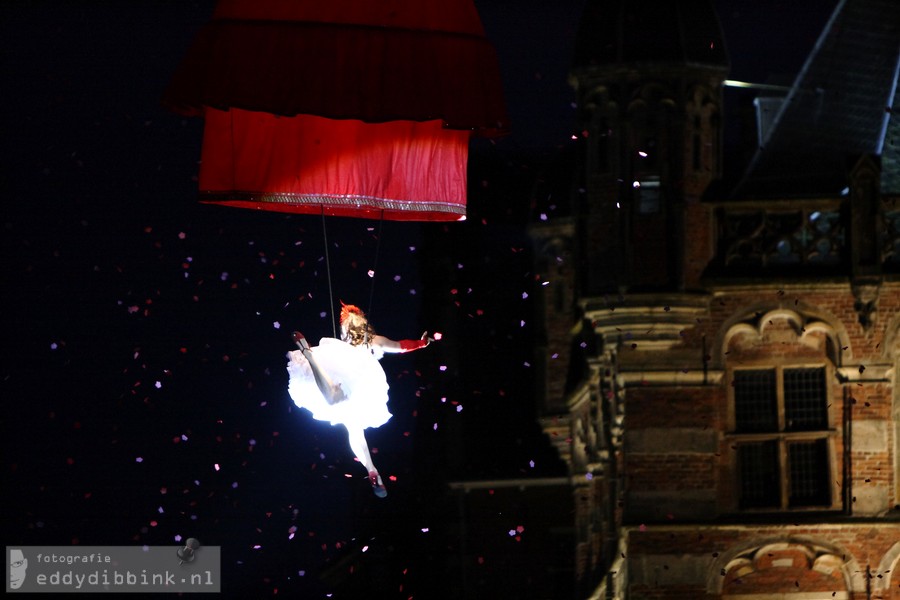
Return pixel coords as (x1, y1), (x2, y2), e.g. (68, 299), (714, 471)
(373, 332), (435, 354)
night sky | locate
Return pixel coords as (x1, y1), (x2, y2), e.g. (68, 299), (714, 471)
(2, 1), (833, 597)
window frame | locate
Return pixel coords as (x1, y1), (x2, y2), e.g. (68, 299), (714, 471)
(725, 361), (840, 512)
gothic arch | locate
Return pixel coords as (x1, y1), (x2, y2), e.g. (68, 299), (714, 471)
(875, 542), (900, 597)
(887, 313), (900, 542)
(713, 301), (854, 369)
(882, 310), (900, 361)
(706, 536), (865, 595)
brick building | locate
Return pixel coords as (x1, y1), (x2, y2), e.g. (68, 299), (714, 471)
(528, 0), (900, 598)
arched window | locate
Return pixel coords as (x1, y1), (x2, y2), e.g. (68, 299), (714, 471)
(730, 364), (833, 508)
(722, 310), (843, 512)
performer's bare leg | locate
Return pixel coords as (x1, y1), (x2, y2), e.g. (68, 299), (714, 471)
(346, 425), (387, 498)
(293, 332), (346, 404)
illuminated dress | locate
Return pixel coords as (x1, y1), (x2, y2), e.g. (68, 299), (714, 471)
(287, 338), (391, 430)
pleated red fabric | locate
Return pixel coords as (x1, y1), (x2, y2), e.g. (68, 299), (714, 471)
(164, 0), (508, 221)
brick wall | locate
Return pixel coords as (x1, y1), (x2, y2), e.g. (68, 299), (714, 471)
(625, 524), (900, 600)
(619, 284), (899, 519)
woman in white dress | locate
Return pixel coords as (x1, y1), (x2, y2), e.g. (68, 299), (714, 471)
(287, 303), (434, 497)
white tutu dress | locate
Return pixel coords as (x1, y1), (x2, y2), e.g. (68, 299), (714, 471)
(287, 337), (391, 430)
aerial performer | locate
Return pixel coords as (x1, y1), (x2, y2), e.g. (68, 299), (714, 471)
(287, 304), (436, 498)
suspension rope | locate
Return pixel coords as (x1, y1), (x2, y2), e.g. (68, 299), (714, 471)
(321, 208), (337, 339)
(363, 210), (385, 346)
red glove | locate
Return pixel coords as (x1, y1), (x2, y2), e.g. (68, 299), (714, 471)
(398, 331), (436, 352)
(399, 339), (428, 352)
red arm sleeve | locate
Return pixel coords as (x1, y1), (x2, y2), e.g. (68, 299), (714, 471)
(398, 339), (429, 353)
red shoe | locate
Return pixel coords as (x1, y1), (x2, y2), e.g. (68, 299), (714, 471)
(369, 471), (387, 498)
(292, 331), (310, 352)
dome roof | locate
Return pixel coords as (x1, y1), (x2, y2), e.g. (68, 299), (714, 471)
(573, 0), (728, 70)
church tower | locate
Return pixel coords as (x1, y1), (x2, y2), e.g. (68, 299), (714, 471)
(569, 0), (728, 293)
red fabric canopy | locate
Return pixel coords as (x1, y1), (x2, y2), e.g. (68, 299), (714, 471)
(164, 0), (508, 221)
(200, 109), (469, 220)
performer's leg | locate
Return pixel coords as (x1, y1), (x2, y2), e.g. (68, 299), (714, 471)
(293, 332), (346, 404)
(346, 426), (375, 472)
(346, 426), (387, 498)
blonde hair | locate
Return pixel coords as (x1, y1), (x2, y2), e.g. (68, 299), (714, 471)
(340, 303), (377, 346)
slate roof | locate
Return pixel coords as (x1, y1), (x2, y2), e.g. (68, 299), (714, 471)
(733, 0), (900, 199)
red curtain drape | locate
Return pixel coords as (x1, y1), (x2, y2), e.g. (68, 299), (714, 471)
(164, 0), (508, 221)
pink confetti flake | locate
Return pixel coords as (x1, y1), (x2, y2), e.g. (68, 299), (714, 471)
(135, 457), (143, 463)
(174, 535), (182, 542)
(421, 528), (429, 533)
(439, 365), (447, 371)
(367, 270), (375, 278)
(214, 463), (220, 471)
(433, 332), (443, 340)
